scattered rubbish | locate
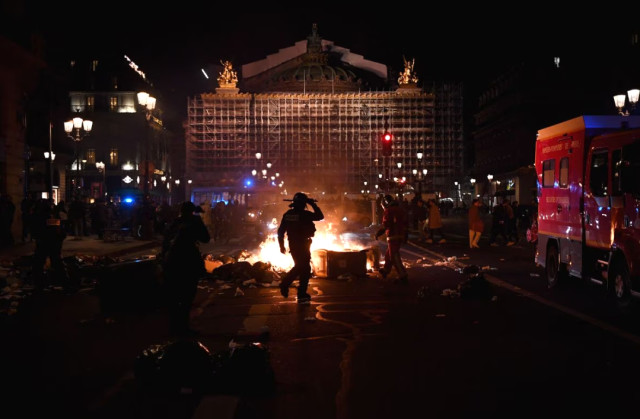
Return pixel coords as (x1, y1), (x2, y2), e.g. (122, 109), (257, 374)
(435, 314), (446, 318)
(499, 258), (505, 261)
(529, 273), (540, 277)
(441, 288), (460, 298)
(491, 295), (498, 302)
(234, 287), (244, 297)
(242, 278), (257, 286)
(447, 256), (457, 262)
(304, 316), (316, 322)
(336, 273), (356, 281)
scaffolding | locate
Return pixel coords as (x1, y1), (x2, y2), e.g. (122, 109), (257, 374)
(186, 89), (441, 197)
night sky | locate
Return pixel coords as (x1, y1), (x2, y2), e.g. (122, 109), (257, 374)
(5, 3), (637, 116)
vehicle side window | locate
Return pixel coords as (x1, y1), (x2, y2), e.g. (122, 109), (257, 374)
(542, 159), (555, 188)
(612, 149), (622, 196)
(621, 142), (640, 197)
(589, 149), (608, 197)
(559, 157), (569, 188)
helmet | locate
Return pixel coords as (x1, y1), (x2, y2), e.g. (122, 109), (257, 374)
(290, 192), (308, 208)
(382, 194), (395, 208)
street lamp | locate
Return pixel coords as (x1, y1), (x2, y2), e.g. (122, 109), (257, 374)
(64, 116), (93, 198)
(137, 92), (156, 196)
(487, 174), (494, 207)
(96, 161), (105, 197)
(613, 89), (639, 116)
(44, 151), (56, 199)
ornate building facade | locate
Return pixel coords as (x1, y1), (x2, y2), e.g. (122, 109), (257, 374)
(186, 25), (463, 204)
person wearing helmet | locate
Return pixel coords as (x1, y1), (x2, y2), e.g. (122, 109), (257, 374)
(277, 192), (324, 304)
(375, 194), (408, 283)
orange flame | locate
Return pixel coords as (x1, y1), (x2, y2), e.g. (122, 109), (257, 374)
(245, 221), (370, 272)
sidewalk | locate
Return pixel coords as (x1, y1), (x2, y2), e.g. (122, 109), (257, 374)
(0, 234), (162, 263)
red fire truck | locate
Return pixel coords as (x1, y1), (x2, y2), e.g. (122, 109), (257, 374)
(535, 115), (640, 305)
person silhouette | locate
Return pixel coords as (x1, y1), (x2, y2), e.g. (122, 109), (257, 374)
(277, 192), (324, 304)
(161, 201), (210, 336)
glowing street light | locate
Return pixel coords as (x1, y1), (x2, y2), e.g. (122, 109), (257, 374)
(64, 116), (93, 197)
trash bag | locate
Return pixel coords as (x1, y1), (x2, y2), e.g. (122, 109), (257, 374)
(158, 340), (216, 393)
(211, 342), (275, 395)
(134, 343), (165, 388)
(458, 269), (493, 300)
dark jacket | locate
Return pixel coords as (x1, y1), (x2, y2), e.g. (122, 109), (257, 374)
(277, 203), (324, 248)
(162, 213), (210, 277)
(379, 201), (407, 241)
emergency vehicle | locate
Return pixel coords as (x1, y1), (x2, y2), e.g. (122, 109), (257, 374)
(535, 115), (640, 305)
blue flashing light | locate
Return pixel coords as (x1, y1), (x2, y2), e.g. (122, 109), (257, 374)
(124, 197), (134, 204)
(245, 179), (253, 187)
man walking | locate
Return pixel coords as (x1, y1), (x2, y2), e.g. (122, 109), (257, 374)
(278, 192), (324, 304)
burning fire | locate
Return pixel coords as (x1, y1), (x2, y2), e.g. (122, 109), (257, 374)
(245, 221), (372, 272)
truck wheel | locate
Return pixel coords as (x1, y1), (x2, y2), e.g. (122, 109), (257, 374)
(545, 245), (565, 288)
(609, 259), (631, 307)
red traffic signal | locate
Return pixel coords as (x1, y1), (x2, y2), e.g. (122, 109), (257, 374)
(382, 132), (393, 156)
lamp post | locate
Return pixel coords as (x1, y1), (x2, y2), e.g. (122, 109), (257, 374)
(44, 151), (56, 200)
(137, 92), (156, 196)
(454, 181), (460, 208)
(470, 177), (476, 200)
(95, 161), (105, 198)
(64, 116), (93, 198)
(613, 89), (639, 115)
(487, 174), (494, 208)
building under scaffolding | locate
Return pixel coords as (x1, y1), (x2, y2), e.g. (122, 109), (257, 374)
(186, 25), (462, 204)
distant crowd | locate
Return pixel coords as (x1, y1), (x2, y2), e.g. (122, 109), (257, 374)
(14, 194), (246, 245)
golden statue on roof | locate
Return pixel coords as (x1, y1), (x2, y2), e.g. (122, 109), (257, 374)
(398, 56), (419, 85)
(217, 60), (238, 88)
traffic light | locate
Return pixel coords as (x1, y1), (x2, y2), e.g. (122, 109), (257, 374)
(382, 132), (393, 156)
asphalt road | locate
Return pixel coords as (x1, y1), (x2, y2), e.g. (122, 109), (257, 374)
(2, 214), (640, 418)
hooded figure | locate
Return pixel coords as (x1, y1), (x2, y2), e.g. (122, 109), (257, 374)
(277, 192), (324, 304)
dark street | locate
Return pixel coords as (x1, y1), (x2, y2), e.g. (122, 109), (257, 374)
(2, 214), (640, 418)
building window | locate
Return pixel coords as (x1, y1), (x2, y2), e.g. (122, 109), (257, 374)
(110, 96), (118, 111)
(86, 96), (94, 111)
(559, 157), (569, 188)
(92, 60), (99, 72)
(86, 149), (96, 164)
(110, 149), (118, 166)
(542, 159), (555, 188)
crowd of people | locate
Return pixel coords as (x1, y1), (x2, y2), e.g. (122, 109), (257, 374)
(15, 194), (246, 245)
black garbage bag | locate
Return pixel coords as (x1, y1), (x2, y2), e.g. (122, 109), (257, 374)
(458, 265), (493, 300)
(159, 340), (216, 394)
(211, 342), (275, 396)
(134, 343), (165, 388)
(135, 340), (216, 394)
